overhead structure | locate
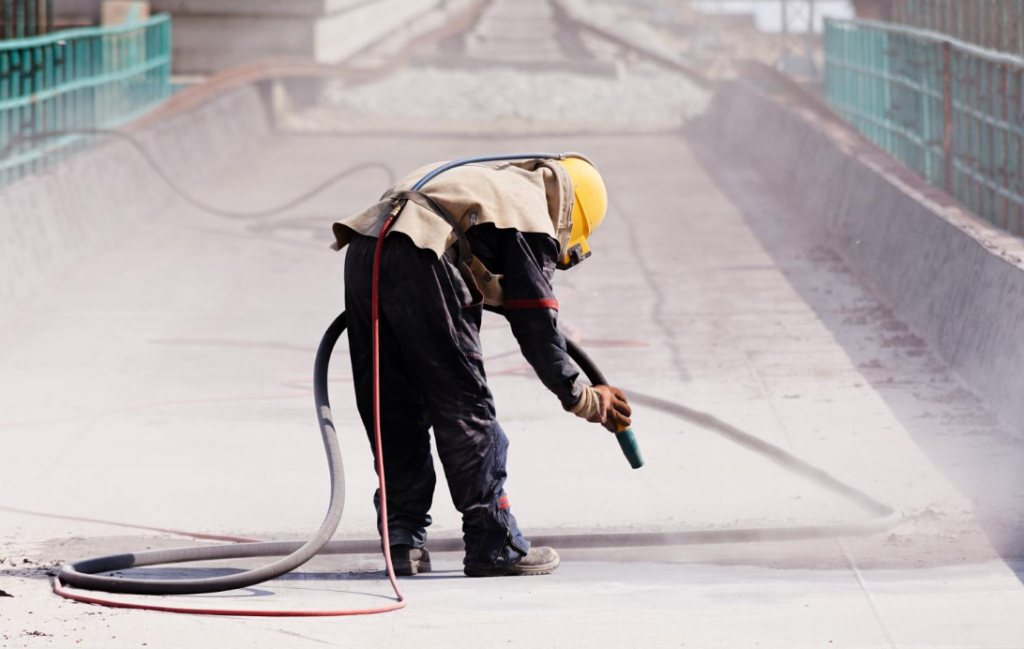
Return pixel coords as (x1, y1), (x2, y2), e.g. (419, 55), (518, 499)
(148, 0), (446, 74)
(777, 0), (818, 77)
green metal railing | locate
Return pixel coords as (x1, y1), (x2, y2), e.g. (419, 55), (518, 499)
(894, 0), (1024, 56)
(1, 0), (53, 39)
(0, 13), (171, 186)
(825, 18), (1024, 236)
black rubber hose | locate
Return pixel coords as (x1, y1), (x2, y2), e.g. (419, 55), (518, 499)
(57, 313), (350, 595)
(564, 337), (893, 518)
(1, 129), (395, 219)
(57, 313), (900, 596)
(563, 337), (609, 385)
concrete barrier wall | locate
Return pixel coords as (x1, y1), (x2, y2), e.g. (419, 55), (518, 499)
(696, 79), (1024, 435)
(152, 0), (442, 74)
(0, 85), (271, 318)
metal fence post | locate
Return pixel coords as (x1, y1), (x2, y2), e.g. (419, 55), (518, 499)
(825, 17), (1024, 237)
(942, 39), (953, 195)
(781, 0), (790, 66)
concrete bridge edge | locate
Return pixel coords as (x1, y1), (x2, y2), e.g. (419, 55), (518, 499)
(692, 71), (1024, 436)
(0, 84), (273, 320)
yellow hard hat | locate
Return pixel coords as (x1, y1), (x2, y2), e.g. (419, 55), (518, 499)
(557, 156), (608, 270)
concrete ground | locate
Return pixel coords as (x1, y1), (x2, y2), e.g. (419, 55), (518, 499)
(3, 1), (1024, 645)
(2, 128), (1024, 647)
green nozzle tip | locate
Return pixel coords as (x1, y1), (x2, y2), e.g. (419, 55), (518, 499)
(616, 427), (644, 469)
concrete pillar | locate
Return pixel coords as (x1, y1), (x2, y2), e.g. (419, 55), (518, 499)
(851, 0), (893, 21)
(149, 0), (442, 74)
(53, 0), (102, 21)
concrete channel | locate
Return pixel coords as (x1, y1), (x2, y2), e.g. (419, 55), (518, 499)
(1, 3), (1024, 647)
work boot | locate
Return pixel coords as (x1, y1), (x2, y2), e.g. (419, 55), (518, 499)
(464, 546), (560, 577)
(390, 545), (431, 576)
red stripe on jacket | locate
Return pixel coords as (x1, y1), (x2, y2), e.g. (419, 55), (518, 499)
(504, 299), (559, 311)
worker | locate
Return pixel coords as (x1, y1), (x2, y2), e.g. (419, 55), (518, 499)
(331, 156), (632, 577)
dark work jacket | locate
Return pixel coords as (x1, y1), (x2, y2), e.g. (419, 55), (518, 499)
(466, 223), (582, 410)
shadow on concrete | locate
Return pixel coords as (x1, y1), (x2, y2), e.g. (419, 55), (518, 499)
(1, 565), (400, 601)
(685, 132), (1024, 584)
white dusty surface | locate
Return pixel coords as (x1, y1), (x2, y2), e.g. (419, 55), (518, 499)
(314, 65), (710, 131)
(2, 130), (1024, 647)
(292, 0), (711, 136)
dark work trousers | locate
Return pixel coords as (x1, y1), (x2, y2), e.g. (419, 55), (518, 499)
(344, 232), (530, 569)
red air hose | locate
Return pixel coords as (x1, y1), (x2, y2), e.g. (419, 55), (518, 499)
(52, 215), (406, 617)
(366, 213), (407, 611)
(47, 151), (903, 616)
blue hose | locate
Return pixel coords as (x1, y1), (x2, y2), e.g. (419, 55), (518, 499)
(411, 152), (595, 191)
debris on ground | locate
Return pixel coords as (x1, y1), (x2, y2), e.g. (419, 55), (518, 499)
(317, 66), (709, 131)
(287, 0), (711, 134)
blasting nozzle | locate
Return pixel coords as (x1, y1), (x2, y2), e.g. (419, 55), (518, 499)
(616, 426), (644, 469)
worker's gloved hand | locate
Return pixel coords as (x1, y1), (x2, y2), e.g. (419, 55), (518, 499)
(569, 385), (632, 433)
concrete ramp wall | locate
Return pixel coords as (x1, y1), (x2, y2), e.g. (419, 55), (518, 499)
(0, 85), (272, 318)
(150, 0), (445, 74)
(696, 77), (1024, 435)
